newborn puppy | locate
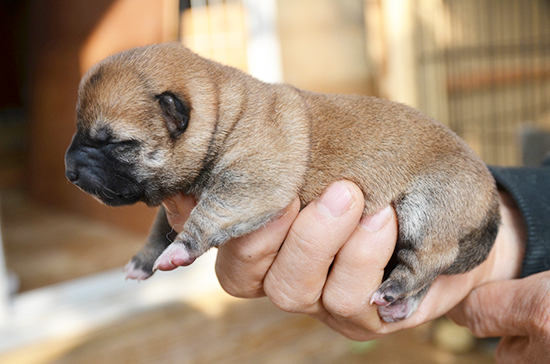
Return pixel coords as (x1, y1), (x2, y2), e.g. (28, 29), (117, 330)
(65, 43), (500, 322)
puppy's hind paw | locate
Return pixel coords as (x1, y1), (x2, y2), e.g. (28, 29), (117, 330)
(373, 296), (420, 323)
(124, 260), (154, 281)
(153, 242), (196, 272)
(370, 285), (428, 323)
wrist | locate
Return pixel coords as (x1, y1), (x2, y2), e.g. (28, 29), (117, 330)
(485, 189), (526, 282)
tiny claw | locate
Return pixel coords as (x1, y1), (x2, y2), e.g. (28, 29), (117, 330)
(370, 291), (391, 306)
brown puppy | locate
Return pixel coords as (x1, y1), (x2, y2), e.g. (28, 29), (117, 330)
(65, 43), (500, 322)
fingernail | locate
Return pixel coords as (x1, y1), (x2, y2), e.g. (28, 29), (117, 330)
(317, 182), (354, 217)
(360, 205), (392, 232)
(163, 198), (179, 217)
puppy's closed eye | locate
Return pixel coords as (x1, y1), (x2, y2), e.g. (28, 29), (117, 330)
(88, 128), (137, 152)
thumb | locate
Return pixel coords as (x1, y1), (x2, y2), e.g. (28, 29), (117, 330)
(162, 193), (196, 232)
(448, 273), (550, 338)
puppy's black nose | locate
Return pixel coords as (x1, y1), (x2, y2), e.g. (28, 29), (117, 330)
(65, 169), (79, 182)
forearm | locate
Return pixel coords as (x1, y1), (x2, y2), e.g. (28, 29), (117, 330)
(486, 189), (526, 282)
(489, 165), (550, 277)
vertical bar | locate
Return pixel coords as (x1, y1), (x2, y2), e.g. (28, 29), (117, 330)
(494, 0), (503, 165)
(518, 0), (528, 165)
(544, 0), (550, 139)
(0, 204), (10, 323)
(382, 0), (418, 106)
(533, 0), (542, 129)
(162, 0), (180, 42)
(190, 0), (210, 57)
(207, 0), (228, 64)
(478, 0), (490, 163)
(512, 0), (521, 165)
(469, 0), (479, 156)
(458, 0), (467, 141)
(178, 0), (192, 44)
(491, 0), (498, 164)
(242, 0), (283, 83)
(415, 0), (425, 112)
(444, 1), (454, 133)
(543, 0), (550, 138)
(452, 0), (463, 138)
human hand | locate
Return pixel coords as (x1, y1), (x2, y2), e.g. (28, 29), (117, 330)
(448, 271), (550, 364)
(162, 181), (525, 341)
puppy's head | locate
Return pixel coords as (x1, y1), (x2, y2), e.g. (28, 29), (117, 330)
(65, 43), (218, 207)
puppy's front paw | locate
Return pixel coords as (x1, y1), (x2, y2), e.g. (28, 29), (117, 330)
(124, 260), (154, 281)
(153, 242), (197, 271)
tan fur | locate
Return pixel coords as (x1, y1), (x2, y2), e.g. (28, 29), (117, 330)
(67, 43), (500, 321)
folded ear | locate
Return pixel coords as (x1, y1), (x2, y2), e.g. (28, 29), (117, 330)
(156, 92), (190, 138)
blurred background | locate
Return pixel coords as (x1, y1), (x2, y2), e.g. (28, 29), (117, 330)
(1, 0), (550, 363)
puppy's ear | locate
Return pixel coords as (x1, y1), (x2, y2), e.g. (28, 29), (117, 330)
(156, 92), (190, 138)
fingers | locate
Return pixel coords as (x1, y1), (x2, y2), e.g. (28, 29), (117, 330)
(164, 183), (404, 341)
(316, 205), (398, 338)
(494, 336), (529, 364)
(262, 181), (365, 314)
(448, 279), (524, 338)
(449, 271), (550, 339)
(448, 271), (550, 364)
(215, 199), (301, 298)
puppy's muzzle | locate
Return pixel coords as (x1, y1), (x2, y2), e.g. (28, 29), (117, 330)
(65, 135), (144, 206)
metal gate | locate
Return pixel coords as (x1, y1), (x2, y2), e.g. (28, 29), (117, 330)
(415, 0), (550, 166)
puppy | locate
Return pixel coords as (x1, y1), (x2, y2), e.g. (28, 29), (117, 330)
(65, 43), (500, 322)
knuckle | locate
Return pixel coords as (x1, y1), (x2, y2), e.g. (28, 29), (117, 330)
(322, 292), (362, 320)
(287, 228), (322, 255)
(215, 272), (239, 296)
(540, 312), (550, 336)
(214, 260), (265, 299)
(531, 289), (550, 334)
(460, 290), (487, 338)
(269, 295), (301, 313)
(340, 329), (380, 342)
(217, 275), (263, 298)
(264, 284), (318, 313)
(311, 310), (381, 341)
